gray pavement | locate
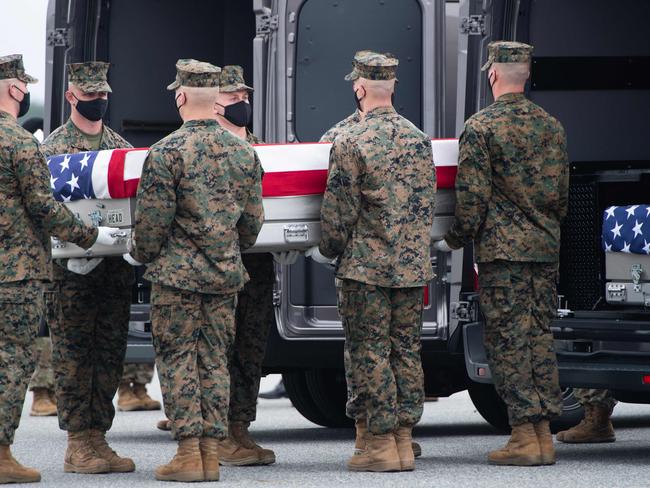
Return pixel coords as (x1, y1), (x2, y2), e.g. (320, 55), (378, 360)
(10, 377), (650, 488)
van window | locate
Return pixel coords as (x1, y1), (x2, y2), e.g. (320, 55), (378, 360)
(293, 0), (423, 142)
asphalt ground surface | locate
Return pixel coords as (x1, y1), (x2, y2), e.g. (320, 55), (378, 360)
(10, 374), (650, 488)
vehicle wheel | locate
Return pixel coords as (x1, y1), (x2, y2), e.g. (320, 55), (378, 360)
(468, 384), (585, 434)
(304, 369), (353, 428)
(283, 371), (331, 427)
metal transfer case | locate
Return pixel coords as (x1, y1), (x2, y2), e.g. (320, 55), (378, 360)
(51, 198), (134, 258)
(605, 253), (650, 307)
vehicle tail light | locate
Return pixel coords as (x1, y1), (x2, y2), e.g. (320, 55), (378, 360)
(642, 375), (650, 385)
(423, 285), (430, 307)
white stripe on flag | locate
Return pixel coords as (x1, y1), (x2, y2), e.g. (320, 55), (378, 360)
(124, 150), (148, 181)
(91, 150), (112, 199)
(431, 139), (458, 167)
(255, 143), (331, 173)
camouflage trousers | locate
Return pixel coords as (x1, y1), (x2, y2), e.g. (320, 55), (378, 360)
(49, 258), (132, 432)
(151, 283), (236, 440)
(121, 362), (155, 385)
(339, 279), (425, 435)
(573, 389), (618, 412)
(229, 254), (274, 422)
(479, 260), (563, 426)
(28, 336), (54, 391)
(0, 281), (43, 445)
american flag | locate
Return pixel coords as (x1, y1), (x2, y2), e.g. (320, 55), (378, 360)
(602, 205), (650, 255)
(47, 148), (146, 202)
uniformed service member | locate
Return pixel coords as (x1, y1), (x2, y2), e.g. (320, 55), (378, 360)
(319, 81), (423, 462)
(41, 61), (136, 475)
(0, 54), (118, 484)
(28, 336), (57, 416)
(309, 50), (436, 473)
(130, 59), (264, 482)
(213, 65), (278, 466)
(556, 389), (617, 443)
(435, 41), (569, 466)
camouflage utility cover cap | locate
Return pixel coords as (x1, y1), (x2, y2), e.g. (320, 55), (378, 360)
(68, 61), (111, 93)
(344, 50), (398, 81)
(219, 65), (253, 93)
(167, 59), (221, 91)
(0, 54), (38, 83)
(481, 41), (533, 71)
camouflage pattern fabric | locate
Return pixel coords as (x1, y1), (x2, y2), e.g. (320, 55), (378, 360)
(481, 41), (533, 71)
(121, 363), (155, 385)
(444, 92), (569, 261)
(48, 259), (132, 432)
(319, 110), (361, 143)
(0, 112), (97, 284)
(479, 260), (563, 426)
(0, 281), (43, 444)
(42, 118), (134, 432)
(67, 61), (112, 93)
(166, 59), (221, 91)
(344, 50), (398, 81)
(339, 279), (424, 434)
(132, 119), (264, 294)
(573, 389), (618, 412)
(229, 253), (274, 422)
(0, 54), (38, 83)
(28, 336), (54, 391)
(151, 283), (236, 440)
(319, 106), (436, 287)
(220, 65), (253, 93)
(320, 111), (363, 419)
(226, 131), (275, 423)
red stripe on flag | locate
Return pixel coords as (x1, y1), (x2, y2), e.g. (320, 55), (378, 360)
(436, 166), (457, 190)
(263, 170), (329, 197)
(107, 148), (142, 198)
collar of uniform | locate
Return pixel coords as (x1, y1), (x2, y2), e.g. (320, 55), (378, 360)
(182, 119), (218, 129)
(363, 106), (396, 120)
(65, 118), (103, 151)
(0, 110), (13, 121)
(495, 92), (526, 104)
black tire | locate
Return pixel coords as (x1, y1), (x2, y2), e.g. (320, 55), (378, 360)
(468, 384), (585, 434)
(283, 371), (331, 427)
(304, 369), (353, 428)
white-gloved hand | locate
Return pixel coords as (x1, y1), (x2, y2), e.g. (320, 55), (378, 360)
(433, 239), (453, 252)
(123, 253), (142, 266)
(67, 257), (103, 275)
(305, 246), (336, 264)
(95, 226), (127, 246)
(272, 250), (300, 266)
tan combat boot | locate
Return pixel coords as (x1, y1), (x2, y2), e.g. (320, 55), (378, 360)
(117, 382), (144, 412)
(488, 423), (542, 466)
(157, 419), (172, 431)
(155, 438), (204, 482)
(0, 445), (41, 483)
(354, 419), (421, 458)
(533, 420), (556, 465)
(394, 426), (415, 471)
(347, 432), (402, 472)
(30, 388), (57, 417)
(229, 421), (275, 465)
(132, 383), (162, 411)
(88, 429), (135, 473)
(64, 431), (110, 474)
(199, 438), (219, 481)
(218, 423), (265, 466)
(556, 405), (615, 443)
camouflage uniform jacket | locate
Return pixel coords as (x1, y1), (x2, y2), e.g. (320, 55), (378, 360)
(319, 106), (436, 288)
(133, 119), (264, 294)
(41, 118), (133, 279)
(0, 111), (97, 283)
(319, 110), (361, 143)
(245, 130), (260, 145)
(444, 93), (569, 263)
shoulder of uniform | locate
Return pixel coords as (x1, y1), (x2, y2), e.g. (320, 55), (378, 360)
(104, 126), (132, 148)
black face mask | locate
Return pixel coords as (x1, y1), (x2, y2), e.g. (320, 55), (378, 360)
(11, 86), (30, 118)
(353, 88), (363, 112)
(73, 95), (108, 121)
(218, 100), (252, 127)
